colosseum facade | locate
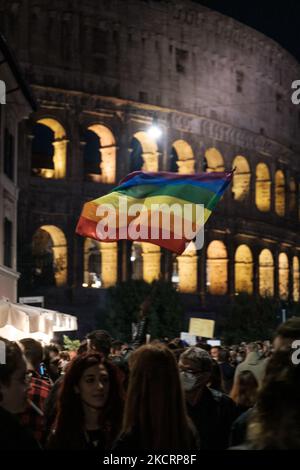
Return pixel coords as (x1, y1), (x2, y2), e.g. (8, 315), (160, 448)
(0, 0), (299, 333)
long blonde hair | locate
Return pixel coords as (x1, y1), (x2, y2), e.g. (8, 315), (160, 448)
(122, 344), (194, 450)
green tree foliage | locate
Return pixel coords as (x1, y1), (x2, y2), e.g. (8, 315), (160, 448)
(221, 293), (280, 344)
(63, 335), (81, 351)
(105, 280), (184, 342)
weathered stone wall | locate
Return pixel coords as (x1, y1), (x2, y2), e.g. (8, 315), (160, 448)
(0, 0), (299, 332)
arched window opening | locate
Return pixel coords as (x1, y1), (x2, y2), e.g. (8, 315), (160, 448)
(31, 118), (67, 179)
(279, 253), (289, 300)
(32, 225), (67, 287)
(171, 140), (195, 174)
(255, 163), (271, 212)
(259, 249), (274, 297)
(204, 148), (225, 172)
(206, 240), (228, 295)
(232, 156), (251, 201)
(235, 245), (253, 294)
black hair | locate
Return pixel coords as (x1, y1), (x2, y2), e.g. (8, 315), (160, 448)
(0, 338), (23, 385)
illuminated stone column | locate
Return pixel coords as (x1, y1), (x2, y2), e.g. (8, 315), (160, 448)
(293, 256), (300, 302)
(259, 249), (274, 297)
(207, 241), (228, 295)
(177, 159), (195, 174)
(275, 170), (285, 217)
(100, 145), (117, 183)
(142, 151), (159, 172)
(51, 244), (67, 286)
(178, 252), (197, 293)
(100, 242), (118, 287)
(141, 243), (161, 283)
(53, 139), (68, 178)
(278, 253), (289, 300)
(235, 245), (253, 294)
(255, 163), (271, 212)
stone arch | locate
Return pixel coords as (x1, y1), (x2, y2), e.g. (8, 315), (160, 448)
(204, 148), (225, 173)
(232, 156), (251, 201)
(84, 124), (116, 183)
(177, 241), (197, 293)
(131, 242), (161, 283)
(275, 170), (285, 217)
(31, 118), (67, 178)
(235, 245), (253, 294)
(32, 225), (67, 287)
(170, 140), (195, 174)
(206, 240), (228, 295)
(259, 249), (274, 297)
(289, 177), (297, 213)
(278, 252), (289, 300)
(293, 256), (300, 302)
(255, 163), (271, 212)
(130, 131), (159, 172)
(83, 238), (118, 288)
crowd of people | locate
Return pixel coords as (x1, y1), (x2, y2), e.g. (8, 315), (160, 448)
(0, 314), (300, 451)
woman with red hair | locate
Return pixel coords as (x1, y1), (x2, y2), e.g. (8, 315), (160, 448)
(47, 352), (123, 450)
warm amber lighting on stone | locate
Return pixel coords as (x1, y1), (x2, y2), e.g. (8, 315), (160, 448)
(33, 225), (67, 286)
(255, 163), (271, 212)
(232, 156), (250, 201)
(83, 238), (117, 288)
(279, 252), (289, 300)
(172, 140), (195, 174)
(205, 148), (225, 172)
(235, 244), (253, 294)
(206, 240), (228, 295)
(88, 124), (116, 183)
(178, 242), (197, 293)
(275, 170), (285, 217)
(293, 256), (299, 302)
(133, 131), (159, 172)
(100, 241), (118, 287)
(131, 242), (161, 283)
(141, 242), (161, 283)
(259, 249), (274, 297)
(37, 118), (67, 179)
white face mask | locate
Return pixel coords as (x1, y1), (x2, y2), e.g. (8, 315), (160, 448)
(180, 371), (198, 392)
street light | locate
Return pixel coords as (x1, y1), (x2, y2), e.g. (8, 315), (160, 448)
(147, 115), (162, 140)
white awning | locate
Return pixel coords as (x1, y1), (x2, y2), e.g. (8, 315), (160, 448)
(0, 298), (78, 343)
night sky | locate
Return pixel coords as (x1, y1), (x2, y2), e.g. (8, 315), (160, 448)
(197, 0), (300, 63)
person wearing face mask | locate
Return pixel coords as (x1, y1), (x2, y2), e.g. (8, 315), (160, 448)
(179, 347), (237, 450)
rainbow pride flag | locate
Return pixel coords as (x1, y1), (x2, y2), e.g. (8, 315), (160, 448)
(76, 170), (233, 254)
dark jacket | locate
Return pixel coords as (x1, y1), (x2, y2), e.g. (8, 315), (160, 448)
(186, 387), (237, 450)
(230, 407), (254, 447)
(219, 362), (235, 394)
(47, 428), (107, 451)
(113, 424), (200, 451)
(0, 406), (40, 451)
